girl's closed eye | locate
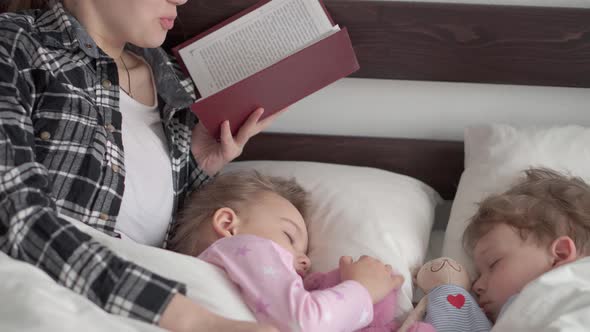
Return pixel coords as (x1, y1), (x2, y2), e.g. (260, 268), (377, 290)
(284, 231), (294, 244)
(489, 258), (501, 270)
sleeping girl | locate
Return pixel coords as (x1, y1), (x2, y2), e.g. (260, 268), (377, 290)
(168, 171), (405, 331)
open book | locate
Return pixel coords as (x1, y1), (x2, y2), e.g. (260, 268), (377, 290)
(173, 0), (359, 137)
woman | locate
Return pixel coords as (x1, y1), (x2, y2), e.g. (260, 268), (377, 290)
(0, 0), (280, 331)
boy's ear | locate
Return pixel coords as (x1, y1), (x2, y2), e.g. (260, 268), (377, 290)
(550, 236), (578, 268)
(212, 207), (240, 238)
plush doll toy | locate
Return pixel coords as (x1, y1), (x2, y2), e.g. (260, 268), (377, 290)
(398, 257), (472, 332)
(303, 257), (471, 332)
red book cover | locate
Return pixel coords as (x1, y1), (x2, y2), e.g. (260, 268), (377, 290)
(173, 0), (359, 137)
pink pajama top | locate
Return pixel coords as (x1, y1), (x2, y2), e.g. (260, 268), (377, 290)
(199, 235), (374, 331)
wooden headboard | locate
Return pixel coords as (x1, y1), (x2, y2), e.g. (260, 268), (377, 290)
(164, 0), (590, 88)
(163, 1), (590, 199)
(235, 133), (464, 200)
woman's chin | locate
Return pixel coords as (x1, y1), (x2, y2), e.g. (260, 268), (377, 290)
(134, 34), (167, 49)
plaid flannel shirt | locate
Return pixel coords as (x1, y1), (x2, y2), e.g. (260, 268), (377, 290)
(0, 2), (211, 324)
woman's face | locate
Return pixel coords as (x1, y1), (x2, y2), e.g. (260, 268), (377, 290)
(80, 0), (188, 48)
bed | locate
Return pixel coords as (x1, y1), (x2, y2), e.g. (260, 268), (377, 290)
(2, 0), (590, 331)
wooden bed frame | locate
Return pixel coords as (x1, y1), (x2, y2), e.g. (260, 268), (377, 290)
(163, 1), (590, 200)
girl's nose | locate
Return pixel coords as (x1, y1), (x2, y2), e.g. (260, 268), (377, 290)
(295, 255), (311, 277)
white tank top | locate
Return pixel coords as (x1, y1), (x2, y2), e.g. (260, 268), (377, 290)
(115, 86), (174, 247)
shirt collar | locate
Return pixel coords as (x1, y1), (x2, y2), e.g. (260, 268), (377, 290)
(40, 1), (195, 110)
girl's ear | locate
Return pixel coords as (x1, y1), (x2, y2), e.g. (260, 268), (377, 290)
(211, 207), (240, 238)
(550, 236), (578, 268)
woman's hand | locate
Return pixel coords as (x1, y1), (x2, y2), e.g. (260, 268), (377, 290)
(191, 107), (285, 176)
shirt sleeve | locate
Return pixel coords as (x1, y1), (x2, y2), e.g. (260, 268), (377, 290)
(0, 35), (185, 325)
(200, 235), (374, 331)
(164, 51), (213, 191)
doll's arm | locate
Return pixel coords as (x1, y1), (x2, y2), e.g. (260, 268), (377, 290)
(398, 297), (428, 332)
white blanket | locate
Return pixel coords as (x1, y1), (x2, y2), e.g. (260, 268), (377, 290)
(0, 221), (255, 332)
(492, 257), (590, 332)
(2, 220), (589, 331)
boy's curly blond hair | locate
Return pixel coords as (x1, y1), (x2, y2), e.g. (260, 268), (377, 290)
(168, 171), (308, 256)
(463, 168), (590, 255)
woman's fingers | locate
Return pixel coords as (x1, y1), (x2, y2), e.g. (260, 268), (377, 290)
(235, 108), (264, 146)
(219, 120), (234, 146)
(235, 107), (288, 146)
(257, 107), (287, 128)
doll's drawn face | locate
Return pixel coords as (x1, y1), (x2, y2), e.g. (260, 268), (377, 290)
(472, 223), (553, 321)
(416, 257), (470, 293)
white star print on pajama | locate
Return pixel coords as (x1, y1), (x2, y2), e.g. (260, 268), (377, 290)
(199, 235), (374, 331)
(359, 309), (371, 325)
(263, 266), (277, 277)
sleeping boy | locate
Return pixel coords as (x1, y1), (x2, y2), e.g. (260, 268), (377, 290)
(416, 168), (590, 332)
(168, 171), (405, 331)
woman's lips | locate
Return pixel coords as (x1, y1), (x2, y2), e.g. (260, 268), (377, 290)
(160, 17), (175, 30)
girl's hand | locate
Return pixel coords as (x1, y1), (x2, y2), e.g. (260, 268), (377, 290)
(339, 255), (404, 304)
(191, 107), (285, 176)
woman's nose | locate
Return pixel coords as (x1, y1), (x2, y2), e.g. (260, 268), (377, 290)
(295, 255), (311, 277)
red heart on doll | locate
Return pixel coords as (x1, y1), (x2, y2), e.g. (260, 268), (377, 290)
(447, 294), (465, 309)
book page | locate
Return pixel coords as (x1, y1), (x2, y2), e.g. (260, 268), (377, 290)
(178, 0), (340, 98)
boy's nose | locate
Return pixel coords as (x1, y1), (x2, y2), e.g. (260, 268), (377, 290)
(295, 255), (311, 277)
(472, 278), (485, 296)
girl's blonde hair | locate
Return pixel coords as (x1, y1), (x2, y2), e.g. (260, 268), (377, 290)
(168, 171), (309, 256)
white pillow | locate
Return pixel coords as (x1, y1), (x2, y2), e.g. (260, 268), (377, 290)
(442, 124), (590, 278)
(3, 160), (438, 331)
(223, 161), (441, 316)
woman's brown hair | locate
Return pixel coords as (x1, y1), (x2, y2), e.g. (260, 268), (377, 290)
(1, 0), (49, 13)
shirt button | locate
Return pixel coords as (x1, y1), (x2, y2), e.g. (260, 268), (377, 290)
(39, 131), (51, 140)
(105, 124), (116, 133)
(111, 164), (120, 173)
(99, 213), (109, 221)
(85, 43), (93, 49)
(102, 79), (112, 89)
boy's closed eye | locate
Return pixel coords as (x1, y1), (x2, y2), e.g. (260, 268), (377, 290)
(489, 258), (500, 270)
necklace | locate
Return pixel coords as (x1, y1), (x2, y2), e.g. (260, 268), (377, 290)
(119, 53), (133, 97)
